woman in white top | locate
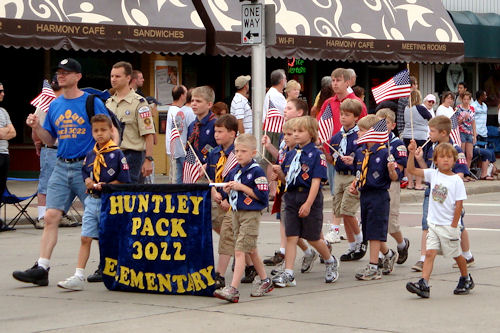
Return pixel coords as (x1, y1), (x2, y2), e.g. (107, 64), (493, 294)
(436, 91), (455, 118)
(285, 80), (301, 101)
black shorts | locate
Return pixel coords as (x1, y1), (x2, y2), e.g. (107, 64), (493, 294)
(284, 189), (323, 241)
(360, 189), (389, 242)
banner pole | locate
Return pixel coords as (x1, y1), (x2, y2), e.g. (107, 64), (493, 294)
(407, 63), (414, 140)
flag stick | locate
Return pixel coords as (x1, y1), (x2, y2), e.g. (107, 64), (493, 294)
(320, 140), (342, 156)
(420, 138), (431, 149)
(257, 150), (274, 165)
(186, 141), (212, 183)
(407, 63), (414, 140)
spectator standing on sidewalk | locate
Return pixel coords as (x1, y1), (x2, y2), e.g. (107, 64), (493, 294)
(230, 75), (252, 134)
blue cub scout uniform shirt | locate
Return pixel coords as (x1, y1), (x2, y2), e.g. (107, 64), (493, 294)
(388, 133), (408, 181)
(207, 143), (235, 199)
(329, 128), (358, 174)
(281, 142), (328, 190)
(82, 146), (131, 186)
(186, 111), (217, 164)
(355, 143), (391, 191)
(227, 161), (269, 211)
(423, 139), (469, 175)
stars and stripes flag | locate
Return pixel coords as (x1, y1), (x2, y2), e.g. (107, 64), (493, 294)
(263, 100), (284, 133)
(183, 147), (201, 183)
(356, 119), (389, 144)
(30, 80), (56, 112)
(450, 111), (462, 146)
(371, 69), (411, 104)
(221, 151), (238, 178)
(169, 120), (180, 155)
(318, 103), (334, 143)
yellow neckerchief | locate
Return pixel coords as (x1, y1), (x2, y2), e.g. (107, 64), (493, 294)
(91, 139), (120, 183)
(357, 144), (386, 189)
(215, 150), (227, 183)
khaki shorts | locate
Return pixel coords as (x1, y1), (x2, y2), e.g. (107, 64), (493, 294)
(212, 204), (235, 256)
(388, 181), (401, 234)
(333, 173), (359, 217)
(233, 210), (261, 253)
(426, 223), (462, 258)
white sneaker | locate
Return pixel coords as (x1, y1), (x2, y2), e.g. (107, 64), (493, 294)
(57, 275), (85, 291)
(35, 218), (45, 230)
(325, 228), (341, 244)
(59, 215), (80, 227)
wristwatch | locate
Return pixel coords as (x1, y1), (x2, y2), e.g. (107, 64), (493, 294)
(145, 155), (154, 161)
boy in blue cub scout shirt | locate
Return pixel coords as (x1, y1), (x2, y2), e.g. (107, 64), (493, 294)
(411, 115), (473, 273)
(329, 99), (365, 263)
(376, 109), (411, 267)
(349, 115), (399, 281)
(57, 114), (130, 291)
(186, 86), (217, 164)
(214, 134), (273, 303)
(272, 116), (339, 287)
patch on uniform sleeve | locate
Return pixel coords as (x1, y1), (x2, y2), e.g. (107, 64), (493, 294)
(396, 145), (407, 157)
(255, 176), (269, 191)
(320, 153), (327, 167)
(138, 105), (152, 119)
(457, 152), (467, 164)
(121, 157), (129, 170)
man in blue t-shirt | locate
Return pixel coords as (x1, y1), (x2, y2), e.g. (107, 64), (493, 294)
(13, 58), (117, 287)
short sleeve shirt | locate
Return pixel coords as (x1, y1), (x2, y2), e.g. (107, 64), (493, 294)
(227, 162), (269, 211)
(230, 92), (253, 134)
(186, 111), (217, 164)
(82, 146), (131, 185)
(424, 169), (467, 226)
(262, 87), (286, 124)
(423, 141), (469, 175)
(281, 142), (327, 190)
(389, 133), (408, 180)
(106, 89), (155, 151)
(0, 107), (12, 154)
(457, 105), (475, 135)
(329, 128), (358, 173)
(354, 143), (391, 191)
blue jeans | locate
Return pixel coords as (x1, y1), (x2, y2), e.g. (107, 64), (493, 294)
(422, 186), (430, 230)
(82, 196), (101, 238)
(46, 159), (87, 212)
(327, 163), (335, 196)
(175, 157), (185, 184)
(37, 147), (58, 195)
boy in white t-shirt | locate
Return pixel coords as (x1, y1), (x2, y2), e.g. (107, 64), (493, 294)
(405, 141), (474, 298)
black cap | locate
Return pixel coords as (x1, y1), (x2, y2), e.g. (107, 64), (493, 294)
(146, 96), (162, 105)
(56, 58), (81, 73)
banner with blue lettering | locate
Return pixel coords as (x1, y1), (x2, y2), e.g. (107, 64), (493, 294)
(99, 184), (215, 296)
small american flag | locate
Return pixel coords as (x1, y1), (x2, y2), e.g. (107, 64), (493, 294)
(356, 119), (389, 144)
(318, 103), (334, 143)
(372, 70), (411, 104)
(183, 147), (201, 183)
(30, 80), (56, 112)
(169, 120), (180, 155)
(450, 111), (462, 146)
(263, 100), (284, 133)
(221, 151), (238, 178)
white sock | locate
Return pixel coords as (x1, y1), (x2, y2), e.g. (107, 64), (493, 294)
(280, 248), (286, 255)
(38, 206), (46, 220)
(397, 240), (406, 250)
(369, 263), (378, 271)
(304, 248), (313, 256)
(75, 268), (85, 279)
(285, 269), (294, 277)
(324, 256), (335, 264)
(462, 251), (473, 260)
(349, 242), (356, 251)
(385, 249), (394, 258)
(420, 255), (426, 262)
(378, 252), (384, 259)
(324, 239), (329, 245)
(37, 258), (50, 270)
(354, 232), (363, 244)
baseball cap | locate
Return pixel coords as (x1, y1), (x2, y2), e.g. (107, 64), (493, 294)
(146, 96), (162, 105)
(423, 94), (436, 103)
(235, 75), (251, 89)
(56, 58), (82, 73)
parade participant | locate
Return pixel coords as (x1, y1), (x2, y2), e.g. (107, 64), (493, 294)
(406, 142), (474, 298)
(57, 114), (130, 291)
(214, 134), (273, 302)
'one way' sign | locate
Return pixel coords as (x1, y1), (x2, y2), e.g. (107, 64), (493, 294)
(241, 3), (262, 44)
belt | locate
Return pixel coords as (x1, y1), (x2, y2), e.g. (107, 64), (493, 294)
(337, 170), (354, 176)
(58, 156), (85, 163)
(43, 145), (58, 149)
(89, 192), (101, 199)
(289, 186), (309, 193)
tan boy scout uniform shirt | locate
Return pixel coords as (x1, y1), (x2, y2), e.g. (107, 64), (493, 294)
(106, 89), (155, 151)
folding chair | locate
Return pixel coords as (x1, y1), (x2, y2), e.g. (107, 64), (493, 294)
(0, 177), (38, 230)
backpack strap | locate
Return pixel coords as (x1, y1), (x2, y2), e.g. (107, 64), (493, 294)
(85, 94), (96, 121)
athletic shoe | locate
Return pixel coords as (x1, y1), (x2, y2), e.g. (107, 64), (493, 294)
(325, 229), (341, 244)
(301, 250), (318, 273)
(406, 278), (430, 298)
(57, 275), (84, 291)
(340, 248), (355, 261)
(352, 242), (367, 260)
(382, 250), (398, 275)
(241, 266), (257, 283)
(320, 242), (333, 264)
(12, 262), (49, 286)
(214, 272), (225, 289)
(214, 286), (240, 303)
(263, 251), (285, 266)
(59, 214), (80, 227)
(454, 274), (475, 295)
(272, 271), (296, 288)
(397, 238), (410, 264)
(35, 218), (45, 230)
(355, 265), (381, 281)
(325, 257), (339, 283)
(411, 260), (424, 272)
(452, 256), (475, 268)
(87, 268), (103, 282)
(270, 260), (284, 276)
(251, 278), (274, 297)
